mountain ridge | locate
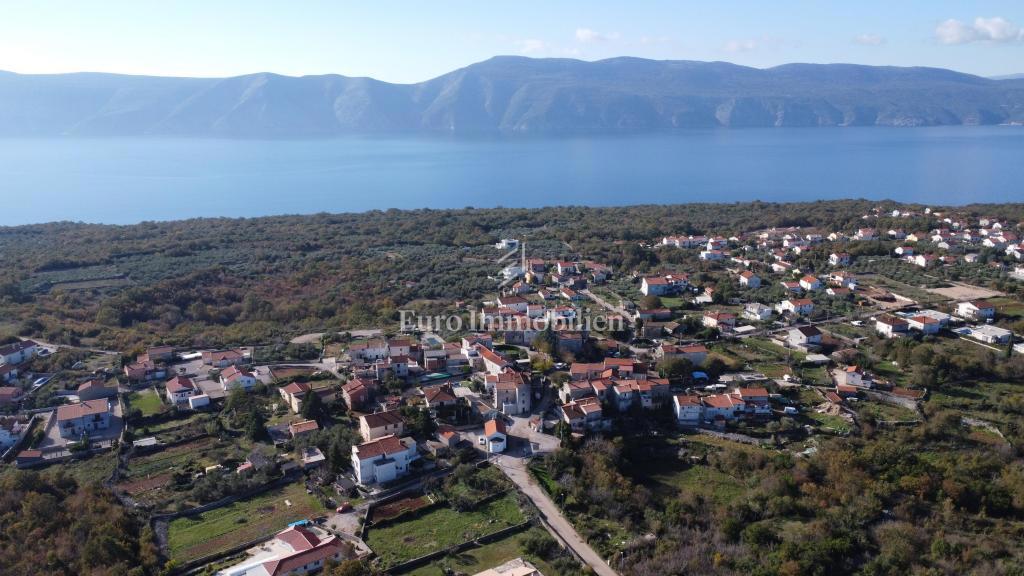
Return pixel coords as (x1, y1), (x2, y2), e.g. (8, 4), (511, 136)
(2, 56), (1023, 137)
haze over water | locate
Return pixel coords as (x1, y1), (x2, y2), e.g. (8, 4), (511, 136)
(2, 126), (1022, 226)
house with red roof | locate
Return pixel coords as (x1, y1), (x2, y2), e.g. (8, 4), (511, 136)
(220, 525), (353, 576)
(165, 375), (196, 405)
(358, 410), (405, 442)
(56, 399), (111, 439)
(483, 418), (507, 453)
(220, 366), (258, 391)
(352, 434), (418, 485)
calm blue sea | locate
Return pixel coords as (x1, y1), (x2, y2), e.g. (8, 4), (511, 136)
(1, 126), (1022, 226)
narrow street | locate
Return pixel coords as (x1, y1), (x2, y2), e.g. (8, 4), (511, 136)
(493, 455), (619, 576)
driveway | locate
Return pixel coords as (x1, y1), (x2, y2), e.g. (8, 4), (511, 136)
(494, 455), (618, 576)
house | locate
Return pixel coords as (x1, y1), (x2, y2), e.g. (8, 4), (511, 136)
(0, 340), (38, 365)
(56, 399), (111, 439)
(799, 275), (822, 291)
(875, 314), (910, 338)
(477, 345), (509, 375)
(288, 419), (320, 439)
(483, 418), (507, 453)
(124, 359), (165, 382)
(788, 326), (822, 350)
(359, 410), (405, 442)
(219, 525), (353, 576)
(0, 364), (18, 383)
(220, 366), (258, 391)
(777, 299), (814, 316)
(472, 558), (543, 576)
(0, 416), (30, 449)
(491, 371), (531, 415)
(352, 434), (418, 485)
(833, 366), (871, 388)
(780, 281), (803, 293)
(913, 254), (938, 268)
(965, 324), (1013, 345)
(855, 228), (876, 240)
(659, 343), (708, 366)
(202, 349), (247, 368)
(907, 315), (942, 335)
(829, 253), (851, 266)
(279, 382), (337, 414)
(641, 276), (671, 296)
(701, 394), (745, 423)
(145, 346), (175, 363)
(165, 375), (196, 405)
(895, 246), (914, 257)
(836, 384), (859, 398)
(738, 270), (761, 288)
(0, 386), (23, 405)
(743, 303), (773, 322)
(733, 387), (771, 417)
(424, 384), (458, 409)
(703, 312), (736, 330)
(342, 378), (374, 410)
(561, 396), (605, 432)
(76, 379), (117, 401)
(496, 295), (529, 313)
(556, 261), (578, 275)
(612, 378), (670, 411)
(349, 339), (389, 362)
(700, 250), (725, 261)
(673, 394), (703, 425)
(956, 300), (996, 321)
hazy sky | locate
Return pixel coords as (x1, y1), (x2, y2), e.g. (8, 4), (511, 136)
(2, 1), (1023, 82)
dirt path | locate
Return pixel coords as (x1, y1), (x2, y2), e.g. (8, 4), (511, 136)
(494, 455), (619, 576)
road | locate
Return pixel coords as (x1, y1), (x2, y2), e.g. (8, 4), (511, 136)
(494, 455), (619, 576)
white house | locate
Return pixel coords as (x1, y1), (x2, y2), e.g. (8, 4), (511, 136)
(829, 253), (851, 266)
(220, 366), (258, 391)
(352, 435), (418, 485)
(0, 340), (38, 366)
(907, 315), (941, 335)
(799, 275), (822, 291)
(673, 395), (703, 425)
(966, 324), (1013, 345)
(660, 343), (708, 366)
(739, 270), (761, 288)
(833, 366), (871, 388)
(788, 326), (822, 350)
(165, 375), (196, 405)
(743, 303), (773, 322)
(483, 418), (507, 453)
(956, 300), (996, 321)
(875, 315), (909, 338)
(777, 299), (814, 316)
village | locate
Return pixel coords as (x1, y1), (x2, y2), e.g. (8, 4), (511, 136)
(1, 204), (1023, 576)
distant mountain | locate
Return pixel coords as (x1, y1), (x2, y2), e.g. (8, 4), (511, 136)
(2, 57), (1024, 137)
(990, 73), (1024, 81)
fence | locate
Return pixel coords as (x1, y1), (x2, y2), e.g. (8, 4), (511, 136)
(386, 518), (537, 574)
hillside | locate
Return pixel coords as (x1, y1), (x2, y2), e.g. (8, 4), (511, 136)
(2, 57), (1024, 137)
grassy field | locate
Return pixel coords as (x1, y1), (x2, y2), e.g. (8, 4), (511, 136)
(804, 410), (854, 433)
(366, 492), (527, 567)
(127, 388), (165, 417)
(854, 399), (919, 422)
(403, 527), (564, 576)
(167, 481), (326, 562)
(643, 460), (747, 505)
(61, 451), (118, 486)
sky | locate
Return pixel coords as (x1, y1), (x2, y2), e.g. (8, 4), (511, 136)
(1, 1), (1023, 83)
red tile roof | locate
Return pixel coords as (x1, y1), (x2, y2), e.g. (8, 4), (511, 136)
(56, 399), (109, 421)
(354, 434), (406, 460)
(484, 418), (507, 436)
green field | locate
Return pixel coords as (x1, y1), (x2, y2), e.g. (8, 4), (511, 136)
(127, 388), (165, 416)
(644, 461), (748, 505)
(854, 399), (919, 422)
(167, 481), (325, 562)
(366, 492), (527, 567)
(404, 527), (564, 576)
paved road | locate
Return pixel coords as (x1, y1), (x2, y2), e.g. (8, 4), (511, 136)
(494, 455), (618, 576)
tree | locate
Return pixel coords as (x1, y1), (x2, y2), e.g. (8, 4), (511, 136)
(246, 409), (268, 442)
(301, 391), (327, 422)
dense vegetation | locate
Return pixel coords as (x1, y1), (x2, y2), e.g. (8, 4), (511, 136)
(0, 470), (159, 576)
(3, 201), (1023, 353)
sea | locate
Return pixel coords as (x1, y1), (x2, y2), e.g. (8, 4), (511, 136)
(1, 126), (1022, 226)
